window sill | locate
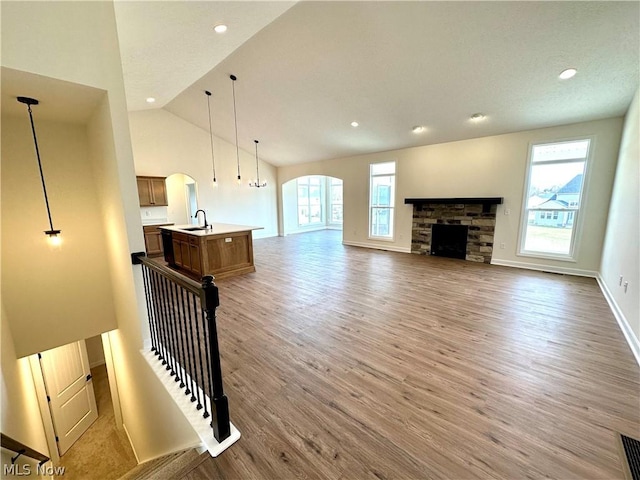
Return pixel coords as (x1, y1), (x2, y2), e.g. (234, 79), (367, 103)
(517, 251), (577, 263)
(368, 236), (395, 242)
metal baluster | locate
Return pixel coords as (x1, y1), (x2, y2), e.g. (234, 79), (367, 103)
(141, 264), (158, 353)
(191, 293), (205, 410)
(199, 307), (210, 419)
(170, 282), (186, 388)
(150, 270), (168, 364)
(167, 281), (182, 383)
(181, 288), (197, 402)
(160, 276), (177, 376)
(202, 276), (230, 442)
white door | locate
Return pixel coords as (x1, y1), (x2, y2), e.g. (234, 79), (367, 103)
(39, 340), (98, 455)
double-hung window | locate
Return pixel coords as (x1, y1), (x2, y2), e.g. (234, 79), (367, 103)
(329, 178), (343, 225)
(519, 138), (591, 260)
(369, 161), (396, 239)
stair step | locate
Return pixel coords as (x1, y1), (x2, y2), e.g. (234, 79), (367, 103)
(117, 448), (200, 480)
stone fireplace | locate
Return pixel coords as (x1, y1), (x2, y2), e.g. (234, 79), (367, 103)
(405, 198), (503, 264)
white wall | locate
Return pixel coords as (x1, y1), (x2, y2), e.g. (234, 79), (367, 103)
(129, 109), (278, 239)
(278, 117), (623, 270)
(2, 0), (199, 462)
(599, 88), (639, 361)
(0, 306), (50, 460)
(86, 335), (106, 368)
(1, 117), (118, 357)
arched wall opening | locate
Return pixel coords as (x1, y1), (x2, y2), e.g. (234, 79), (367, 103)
(281, 175), (343, 237)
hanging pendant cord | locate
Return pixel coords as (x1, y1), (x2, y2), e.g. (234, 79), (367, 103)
(231, 77), (240, 178)
(206, 91), (216, 180)
(27, 104), (55, 231)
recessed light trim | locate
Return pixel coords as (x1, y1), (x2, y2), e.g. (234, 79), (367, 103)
(559, 68), (577, 80)
(214, 24), (228, 33)
(351, 121), (359, 127)
(412, 125), (425, 134)
(146, 97), (156, 104)
(470, 113), (485, 122)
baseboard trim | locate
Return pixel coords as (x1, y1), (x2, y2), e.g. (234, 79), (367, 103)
(122, 422), (141, 464)
(342, 240), (411, 254)
(491, 258), (598, 277)
(597, 275), (640, 367)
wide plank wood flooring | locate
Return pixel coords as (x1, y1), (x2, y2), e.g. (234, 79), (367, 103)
(182, 230), (639, 480)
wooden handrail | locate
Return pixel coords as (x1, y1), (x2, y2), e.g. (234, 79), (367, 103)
(1, 433), (49, 465)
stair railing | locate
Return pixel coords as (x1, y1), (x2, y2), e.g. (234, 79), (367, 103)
(132, 253), (231, 442)
(1, 433), (49, 465)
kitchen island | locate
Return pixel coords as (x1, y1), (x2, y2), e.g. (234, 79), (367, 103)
(159, 223), (263, 280)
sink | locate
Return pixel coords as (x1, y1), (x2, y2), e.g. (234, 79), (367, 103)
(181, 226), (209, 231)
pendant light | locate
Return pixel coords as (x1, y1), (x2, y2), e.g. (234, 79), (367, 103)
(230, 74), (241, 185)
(205, 90), (217, 187)
(249, 140), (267, 188)
(17, 96), (62, 246)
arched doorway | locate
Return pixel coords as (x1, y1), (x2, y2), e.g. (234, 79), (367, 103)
(281, 175), (343, 238)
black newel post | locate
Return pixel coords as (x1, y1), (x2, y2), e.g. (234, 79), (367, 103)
(201, 275), (231, 442)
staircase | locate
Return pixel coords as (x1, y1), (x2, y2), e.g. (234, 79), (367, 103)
(118, 448), (206, 480)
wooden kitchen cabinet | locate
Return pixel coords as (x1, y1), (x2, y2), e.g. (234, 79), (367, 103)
(143, 223), (173, 257)
(136, 176), (168, 206)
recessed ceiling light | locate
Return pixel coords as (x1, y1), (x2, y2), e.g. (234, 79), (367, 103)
(412, 126), (426, 134)
(214, 24), (228, 33)
(146, 97), (156, 104)
(559, 68), (577, 80)
(351, 121), (359, 127)
(470, 113), (485, 121)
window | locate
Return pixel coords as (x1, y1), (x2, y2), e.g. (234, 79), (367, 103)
(329, 178), (343, 225)
(369, 161), (396, 239)
(297, 176), (323, 226)
(519, 139), (591, 259)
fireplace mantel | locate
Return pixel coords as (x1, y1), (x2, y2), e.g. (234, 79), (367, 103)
(404, 197), (503, 213)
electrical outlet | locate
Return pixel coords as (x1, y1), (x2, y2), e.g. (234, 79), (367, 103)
(500, 242), (505, 249)
(619, 275), (624, 286)
(624, 281), (629, 293)
(145, 210), (151, 217)
(504, 208), (511, 216)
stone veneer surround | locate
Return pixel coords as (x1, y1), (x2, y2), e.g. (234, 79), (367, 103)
(411, 203), (497, 263)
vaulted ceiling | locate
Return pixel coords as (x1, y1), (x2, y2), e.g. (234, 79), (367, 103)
(114, 1), (640, 166)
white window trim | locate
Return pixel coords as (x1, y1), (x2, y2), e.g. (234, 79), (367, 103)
(517, 136), (594, 262)
(368, 161), (396, 241)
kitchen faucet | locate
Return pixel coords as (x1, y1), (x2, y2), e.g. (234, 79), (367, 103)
(194, 209), (209, 228)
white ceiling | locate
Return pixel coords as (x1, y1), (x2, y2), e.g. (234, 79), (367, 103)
(115, 1), (640, 167)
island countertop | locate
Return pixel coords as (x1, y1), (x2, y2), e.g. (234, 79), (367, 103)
(159, 223), (263, 237)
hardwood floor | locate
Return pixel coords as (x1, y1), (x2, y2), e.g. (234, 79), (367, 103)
(181, 230), (639, 479)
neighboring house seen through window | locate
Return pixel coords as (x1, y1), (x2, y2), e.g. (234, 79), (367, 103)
(519, 138), (591, 259)
(369, 162), (396, 239)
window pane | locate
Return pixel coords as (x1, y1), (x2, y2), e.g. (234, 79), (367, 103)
(371, 176), (394, 206)
(528, 162), (585, 206)
(310, 205), (322, 223)
(371, 162), (395, 175)
(331, 205), (343, 223)
(523, 223), (574, 255)
(298, 207), (309, 225)
(370, 207), (393, 237)
(532, 140), (589, 163)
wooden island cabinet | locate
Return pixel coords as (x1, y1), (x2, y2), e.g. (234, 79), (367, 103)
(160, 224), (262, 280)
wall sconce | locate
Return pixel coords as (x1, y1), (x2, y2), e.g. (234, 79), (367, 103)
(17, 96), (62, 246)
(249, 140), (267, 188)
(230, 74), (242, 185)
(205, 90), (218, 187)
